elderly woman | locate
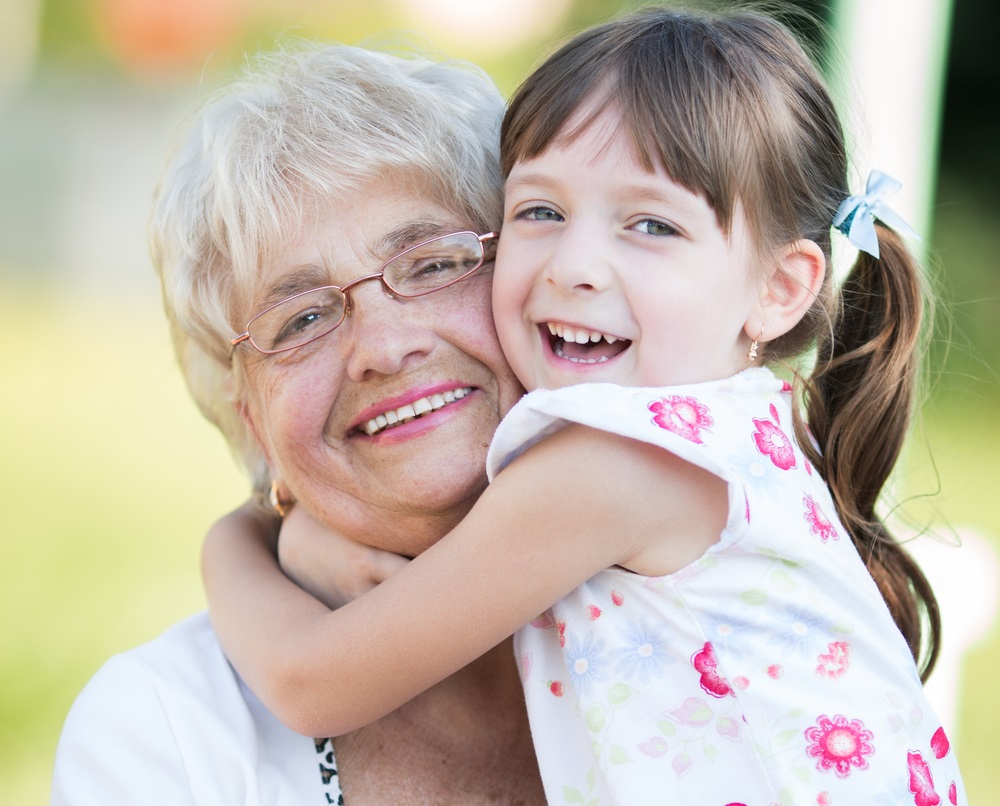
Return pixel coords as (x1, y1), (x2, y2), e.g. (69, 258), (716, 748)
(51, 43), (542, 804)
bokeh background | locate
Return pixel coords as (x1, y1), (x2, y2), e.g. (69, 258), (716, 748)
(2, 0), (997, 801)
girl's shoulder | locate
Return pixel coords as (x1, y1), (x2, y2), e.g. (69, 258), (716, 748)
(487, 369), (792, 481)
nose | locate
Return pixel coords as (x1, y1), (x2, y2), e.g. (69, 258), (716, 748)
(544, 228), (612, 293)
(339, 278), (436, 382)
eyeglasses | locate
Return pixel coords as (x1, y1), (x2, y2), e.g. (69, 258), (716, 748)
(231, 230), (498, 355)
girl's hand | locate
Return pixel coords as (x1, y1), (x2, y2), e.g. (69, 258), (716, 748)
(278, 505), (411, 610)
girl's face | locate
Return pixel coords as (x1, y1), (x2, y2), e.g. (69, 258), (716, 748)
(494, 107), (763, 392)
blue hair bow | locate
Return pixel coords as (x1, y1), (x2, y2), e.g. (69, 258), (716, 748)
(832, 170), (920, 259)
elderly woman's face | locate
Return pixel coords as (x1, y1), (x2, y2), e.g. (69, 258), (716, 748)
(238, 182), (523, 554)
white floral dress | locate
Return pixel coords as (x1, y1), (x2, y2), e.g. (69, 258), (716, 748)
(486, 369), (965, 806)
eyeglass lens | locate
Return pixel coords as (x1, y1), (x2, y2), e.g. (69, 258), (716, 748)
(247, 231), (491, 353)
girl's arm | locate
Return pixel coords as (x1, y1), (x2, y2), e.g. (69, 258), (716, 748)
(206, 425), (726, 737)
(202, 502), (409, 640)
(277, 507), (411, 610)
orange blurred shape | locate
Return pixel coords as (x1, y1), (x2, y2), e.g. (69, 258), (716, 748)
(93, 0), (247, 74)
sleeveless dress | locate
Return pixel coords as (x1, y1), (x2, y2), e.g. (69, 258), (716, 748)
(486, 369), (965, 806)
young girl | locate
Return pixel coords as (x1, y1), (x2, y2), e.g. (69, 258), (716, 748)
(206, 7), (965, 803)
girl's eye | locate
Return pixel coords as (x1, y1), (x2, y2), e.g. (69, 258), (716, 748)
(632, 218), (677, 237)
(517, 205), (563, 222)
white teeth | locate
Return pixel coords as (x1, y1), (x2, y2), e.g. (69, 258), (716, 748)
(552, 341), (612, 364)
(363, 387), (473, 436)
(545, 322), (622, 346)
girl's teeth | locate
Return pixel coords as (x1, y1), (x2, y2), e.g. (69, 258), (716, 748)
(364, 388), (472, 436)
(546, 322), (621, 345)
(552, 341), (612, 364)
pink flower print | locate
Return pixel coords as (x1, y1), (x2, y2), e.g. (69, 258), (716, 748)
(692, 641), (733, 698)
(672, 752), (694, 777)
(587, 604), (602, 621)
(649, 395), (713, 443)
(638, 736), (670, 758)
(804, 714), (874, 777)
(907, 750), (941, 806)
(611, 589), (625, 607)
(781, 380), (793, 393)
(948, 782), (958, 804)
(668, 696), (714, 727)
(804, 494), (839, 541)
(931, 726), (950, 759)
(816, 641), (851, 678)
(752, 409), (796, 470)
(528, 612), (556, 630)
(716, 715), (742, 740)
(548, 680), (564, 697)
(557, 618), (566, 648)
(767, 664), (782, 679)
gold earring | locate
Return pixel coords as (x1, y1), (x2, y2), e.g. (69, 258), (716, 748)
(746, 325), (764, 364)
(268, 480), (291, 517)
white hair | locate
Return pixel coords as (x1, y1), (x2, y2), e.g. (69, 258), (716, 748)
(149, 41), (505, 491)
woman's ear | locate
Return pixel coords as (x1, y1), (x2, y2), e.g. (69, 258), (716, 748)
(237, 399), (273, 467)
(749, 239), (826, 341)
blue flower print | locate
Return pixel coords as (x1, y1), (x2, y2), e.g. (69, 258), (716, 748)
(767, 604), (834, 656)
(870, 771), (914, 805)
(697, 609), (760, 661)
(612, 618), (674, 683)
(728, 451), (781, 501)
(565, 631), (609, 697)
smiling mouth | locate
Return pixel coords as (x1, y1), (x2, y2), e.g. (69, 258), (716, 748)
(361, 387), (473, 436)
(545, 322), (631, 364)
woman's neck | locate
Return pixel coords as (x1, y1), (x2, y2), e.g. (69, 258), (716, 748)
(332, 636), (544, 804)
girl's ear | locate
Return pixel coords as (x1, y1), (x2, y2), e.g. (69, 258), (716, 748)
(748, 239), (825, 341)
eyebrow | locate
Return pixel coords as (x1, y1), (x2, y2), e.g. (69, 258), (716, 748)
(371, 220), (455, 258)
(259, 264), (332, 308)
(255, 219), (462, 310)
(507, 173), (699, 213)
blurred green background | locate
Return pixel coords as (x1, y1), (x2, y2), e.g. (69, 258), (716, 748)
(2, 0), (997, 802)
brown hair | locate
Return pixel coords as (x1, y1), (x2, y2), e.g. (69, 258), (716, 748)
(501, 5), (939, 679)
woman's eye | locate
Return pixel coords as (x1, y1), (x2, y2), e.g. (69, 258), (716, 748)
(276, 309), (326, 341)
(517, 205), (563, 222)
(633, 219), (677, 237)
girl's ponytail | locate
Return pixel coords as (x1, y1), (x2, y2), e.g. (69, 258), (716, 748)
(797, 224), (940, 680)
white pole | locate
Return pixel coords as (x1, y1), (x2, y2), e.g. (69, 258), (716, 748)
(830, 0), (954, 256)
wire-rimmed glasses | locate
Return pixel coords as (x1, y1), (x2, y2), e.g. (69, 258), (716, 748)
(231, 230), (497, 354)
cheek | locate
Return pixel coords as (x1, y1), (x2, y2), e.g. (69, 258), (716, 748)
(491, 275), (529, 358)
(437, 277), (524, 414)
(246, 364), (339, 469)
(492, 236), (532, 312)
